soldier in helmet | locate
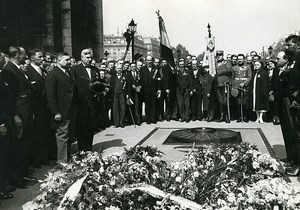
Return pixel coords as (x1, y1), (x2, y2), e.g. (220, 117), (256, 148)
(232, 54), (252, 122)
(215, 50), (233, 123)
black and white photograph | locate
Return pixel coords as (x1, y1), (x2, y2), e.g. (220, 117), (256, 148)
(1, 0), (300, 209)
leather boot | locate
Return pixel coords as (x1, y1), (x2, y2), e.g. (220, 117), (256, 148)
(218, 113), (225, 122)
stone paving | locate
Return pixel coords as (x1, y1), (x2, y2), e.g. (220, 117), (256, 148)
(1, 120), (299, 210)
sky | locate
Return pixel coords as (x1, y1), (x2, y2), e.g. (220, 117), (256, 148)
(103, 0), (300, 56)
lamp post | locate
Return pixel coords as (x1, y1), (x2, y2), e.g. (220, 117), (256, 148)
(104, 50), (109, 58)
(176, 49), (181, 66)
(128, 19), (137, 62)
(268, 46), (273, 57)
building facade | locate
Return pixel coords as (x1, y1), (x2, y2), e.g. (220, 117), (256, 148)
(104, 35), (161, 61)
(0, 0), (104, 61)
(143, 37), (160, 58)
(104, 34), (147, 61)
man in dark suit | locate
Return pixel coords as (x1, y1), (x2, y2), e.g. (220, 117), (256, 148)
(26, 49), (51, 167)
(283, 35), (300, 176)
(45, 52), (77, 163)
(162, 59), (178, 121)
(70, 48), (98, 152)
(111, 64), (128, 128)
(0, 73), (19, 199)
(190, 60), (203, 121)
(140, 56), (161, 124)
(1, 46), (31, 189)
(176, 59), (193, 122)
(126, 62), (142, 125)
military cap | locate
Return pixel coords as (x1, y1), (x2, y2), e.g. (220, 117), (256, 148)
(216, 50), (224, 55)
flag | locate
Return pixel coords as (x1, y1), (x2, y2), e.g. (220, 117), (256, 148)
(202, 34), (216, 76)
(157, 12), (175, 67)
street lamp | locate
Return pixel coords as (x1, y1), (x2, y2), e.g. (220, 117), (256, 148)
(268, 46), (273, 57)
(128, 19), (137, 62)
(104, 50), (109, 58)
(176, 49), (181, 66)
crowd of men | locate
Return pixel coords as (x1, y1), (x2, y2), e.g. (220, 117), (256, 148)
(1, 34), (300, 201)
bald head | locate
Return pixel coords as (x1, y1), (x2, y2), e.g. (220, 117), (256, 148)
(276, 51), (287, 67)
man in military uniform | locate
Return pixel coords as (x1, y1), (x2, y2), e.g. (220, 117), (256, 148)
(176, 59), (192, 122)
(232, 54), (252, 122)
(215, 50), (233, 123)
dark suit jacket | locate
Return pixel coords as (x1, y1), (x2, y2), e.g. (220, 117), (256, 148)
(45, 66), (76, 122)
(126, 71), (141, 97)
(110, 73), (128, 96)
(0, 74), (17, 125)
(140, 66), (162, 93)
(70, 63), (98, 104)
(190, 68), (204, 92)
(2, 61), (32, 128)
(25, 64), (47, 112)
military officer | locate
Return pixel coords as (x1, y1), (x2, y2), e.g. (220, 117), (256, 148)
(215, 50), (233, 123)
(232, 54), (252, 122)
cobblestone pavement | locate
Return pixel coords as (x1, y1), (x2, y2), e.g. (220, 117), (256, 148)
(1, 120), (299, 210)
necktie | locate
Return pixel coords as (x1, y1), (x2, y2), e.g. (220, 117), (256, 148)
(86, 67), (91, 79)
(65, 70), (70, 77)
(133, 72), (136, 79)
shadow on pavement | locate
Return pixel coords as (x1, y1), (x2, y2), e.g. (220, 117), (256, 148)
(93, 139), (126, 153)
(272, 144), (287, 159)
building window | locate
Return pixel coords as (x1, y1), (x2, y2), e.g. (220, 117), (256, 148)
(121, 49), (125, 54)
(107, 40), (111, 44)
(118, 49), (121, 54)
(121, 39), (125, 44)
(113, 49), (116, 54)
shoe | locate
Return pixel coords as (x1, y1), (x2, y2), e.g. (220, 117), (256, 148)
(186, 119), (190, 123)
(197, 117), (203, 121)
(192, 117), (196, 121)
(225, 116), (230, 123)
(41, 161), (50, 166)
(0, 192), (13, 199)
(180, 118), (185, 122)
(4, 186), (15, 193)
(280, 157), (291, 163)
(136, 122), (141, 126)
(12, 181), (28, 189)
(151, 121), (157, 124)
(146, 121), (151, 124)
(120, 124), (125, 128)
(23, 176), (38, 182)
(284, 161), (296, 167)
(237, 117), (242, 123)
(285, 166), (300, 176)
(207, 116), (214, 122)
(218, 113), (225, 122)
(243, 117), (249, 123)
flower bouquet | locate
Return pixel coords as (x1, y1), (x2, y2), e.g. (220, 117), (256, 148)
(23, 143), (300, 210)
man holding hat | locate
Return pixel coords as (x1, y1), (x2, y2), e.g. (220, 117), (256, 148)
(215, 50), (233, 123)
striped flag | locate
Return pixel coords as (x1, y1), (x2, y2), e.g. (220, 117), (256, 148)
(157, 12), (175, 67)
